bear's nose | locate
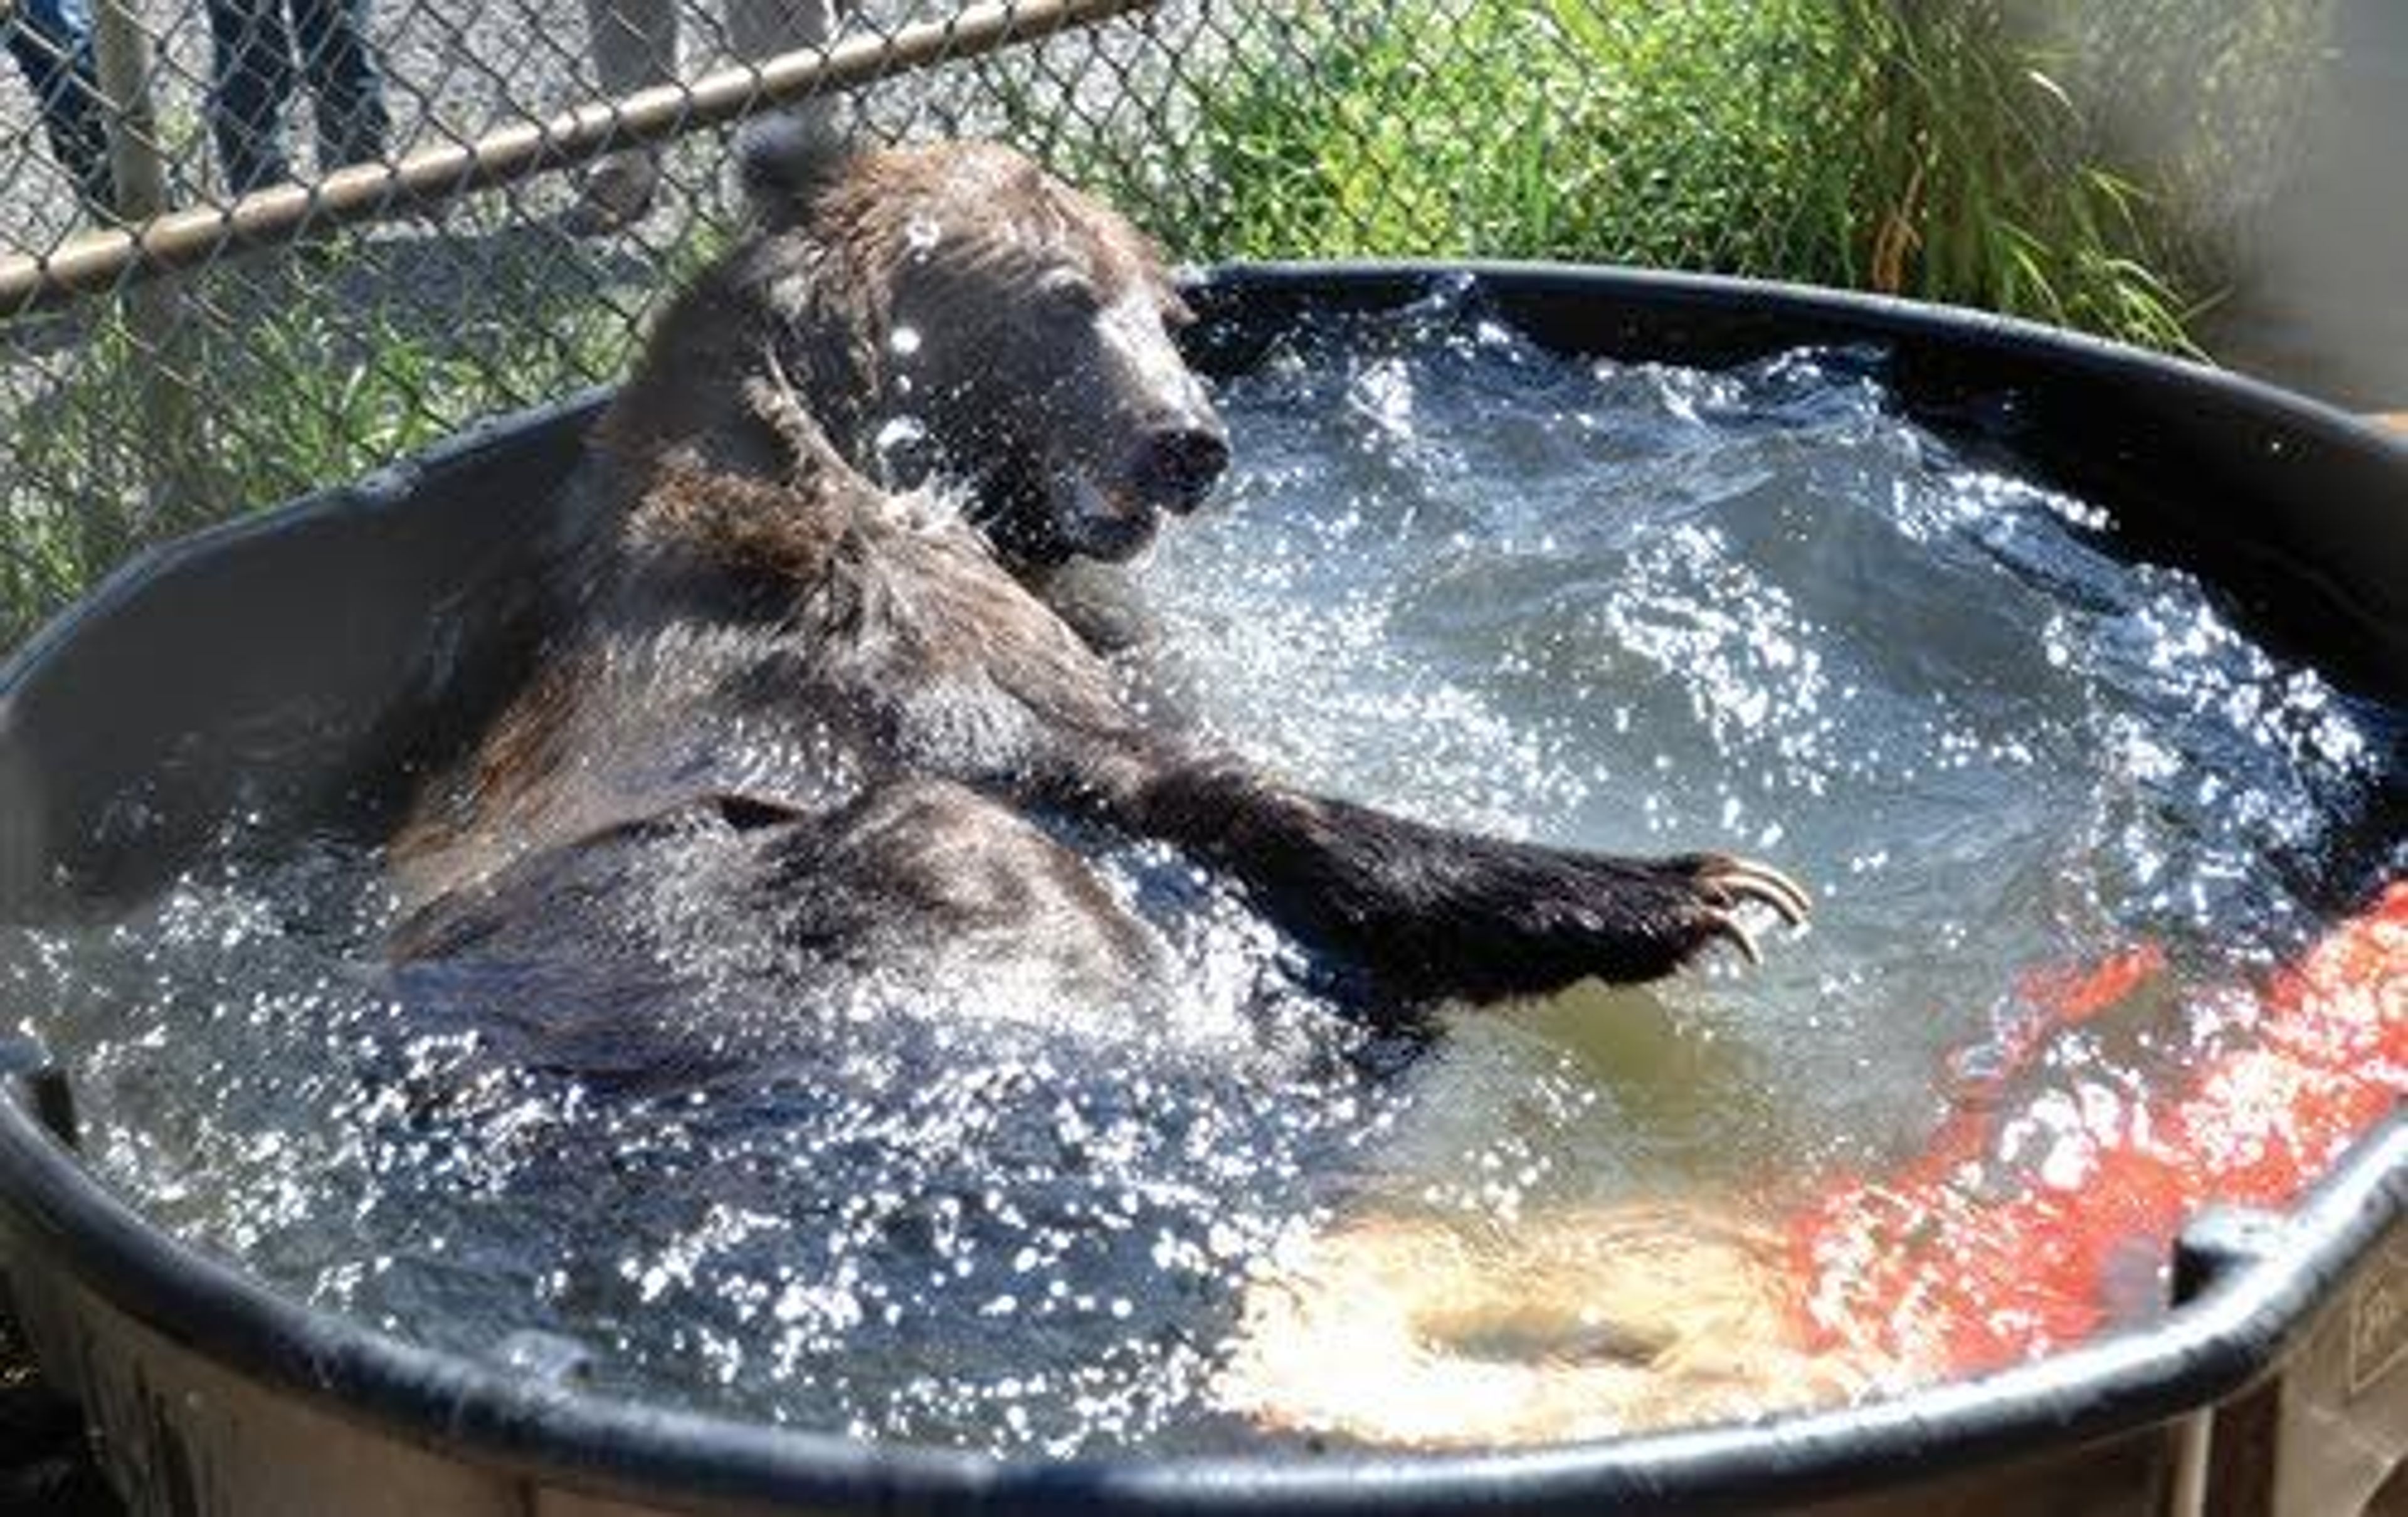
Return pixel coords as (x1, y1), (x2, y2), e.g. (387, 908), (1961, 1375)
(1138, 421), (1230, 512)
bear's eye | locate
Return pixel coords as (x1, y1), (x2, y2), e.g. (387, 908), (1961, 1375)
(1033, 268), (1103, 320)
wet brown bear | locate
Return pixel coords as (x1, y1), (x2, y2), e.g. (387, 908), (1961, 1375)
(391, 141), (1808, 1080)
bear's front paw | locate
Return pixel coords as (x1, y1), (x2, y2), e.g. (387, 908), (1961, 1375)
(1475, 847), (1812, 995)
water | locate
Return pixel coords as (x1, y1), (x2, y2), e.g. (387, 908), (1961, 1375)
(4, 289), (2400, 1454)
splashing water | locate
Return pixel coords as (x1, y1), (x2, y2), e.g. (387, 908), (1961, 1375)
(4, 290), (2399, 1454)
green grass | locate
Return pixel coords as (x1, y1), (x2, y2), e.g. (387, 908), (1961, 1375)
(1014, 0), (2221, 354)
(0, 215), (721, 647)
(1181, 2), (1857, 273)
(1839, 0), (2202, 350)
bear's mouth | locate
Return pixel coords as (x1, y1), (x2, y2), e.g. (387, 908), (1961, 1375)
(1052, 470), (1164, 563)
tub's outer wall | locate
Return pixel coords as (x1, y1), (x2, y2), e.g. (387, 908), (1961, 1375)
(11, 1116), (2407, 1517)
(3, 1264), (863, 1517)
(9, 1269), (527, 1517)
(2180, 1203), (2408, 1516)
(0, 1225), (2184, 1517)
(0, 265), (2404, 1517)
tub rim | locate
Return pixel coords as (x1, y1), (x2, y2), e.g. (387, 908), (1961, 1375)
(1, 257), (2404, 1515)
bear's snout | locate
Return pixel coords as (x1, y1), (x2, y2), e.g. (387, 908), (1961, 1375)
(1131, 417), (1230, 514)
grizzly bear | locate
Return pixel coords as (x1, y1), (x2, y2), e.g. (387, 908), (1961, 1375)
(389, 140), (1810, 1083)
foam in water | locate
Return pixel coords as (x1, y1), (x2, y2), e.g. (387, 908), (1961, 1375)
(4, 287), (2399, 1453)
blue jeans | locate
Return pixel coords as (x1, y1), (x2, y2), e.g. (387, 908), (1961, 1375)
(206, 0), (389, 194)
(4, 0), (113, 208)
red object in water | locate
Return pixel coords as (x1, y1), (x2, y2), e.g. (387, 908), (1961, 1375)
(1789, 882), (2408, 1378)
(2019, 942), (2172, 1029)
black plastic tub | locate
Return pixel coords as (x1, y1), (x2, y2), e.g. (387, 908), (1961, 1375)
(1, 263), (2404, 1517)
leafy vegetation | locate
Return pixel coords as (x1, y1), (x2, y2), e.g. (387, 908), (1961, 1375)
(1, 221), (697, 645)
(1027, 0), (2221, 352)
(1840, 0), (2203, 349)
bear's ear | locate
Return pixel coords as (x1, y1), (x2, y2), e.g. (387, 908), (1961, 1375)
(737, 115), (852, 230)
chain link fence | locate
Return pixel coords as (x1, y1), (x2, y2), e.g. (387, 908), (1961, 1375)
(0, 0), (2342, 647)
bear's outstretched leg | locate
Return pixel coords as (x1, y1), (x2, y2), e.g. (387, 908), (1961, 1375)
(1111, 759), (1809, 1008)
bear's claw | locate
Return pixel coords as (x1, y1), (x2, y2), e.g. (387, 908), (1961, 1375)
(1688, 857), (1811, 970)
(1699, 857), (1812, 928)
(1703, 910), (1764, 967)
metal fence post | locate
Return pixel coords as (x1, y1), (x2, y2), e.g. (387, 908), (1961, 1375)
(89, 0), (210, 549)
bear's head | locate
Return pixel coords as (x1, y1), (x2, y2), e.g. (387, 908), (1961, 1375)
(743, 139), (1228, 566)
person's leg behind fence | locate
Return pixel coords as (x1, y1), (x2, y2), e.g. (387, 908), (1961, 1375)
(6, 0), (115, 214)
(288, 0), (388, 174)
(206, 0), (298, 194)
